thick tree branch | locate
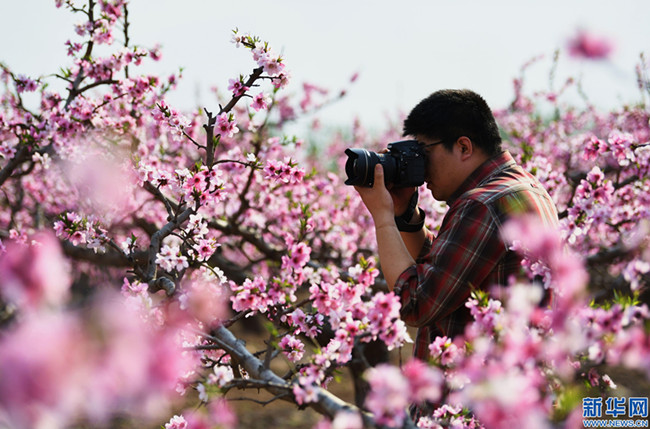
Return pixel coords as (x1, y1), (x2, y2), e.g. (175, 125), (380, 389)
(0, 146), (30, 187)
(144, 207), (194, 284)
(62, 241), (145, 267)
(208, 326), (415, 428)
(586, 244), (633, 266)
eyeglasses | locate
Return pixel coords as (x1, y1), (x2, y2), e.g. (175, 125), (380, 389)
(420, 140), (449, 150)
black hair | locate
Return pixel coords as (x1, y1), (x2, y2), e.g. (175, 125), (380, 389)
(403, 89), (502, 156)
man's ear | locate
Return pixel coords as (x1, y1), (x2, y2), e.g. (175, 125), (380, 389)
(457, 136), (473, 161)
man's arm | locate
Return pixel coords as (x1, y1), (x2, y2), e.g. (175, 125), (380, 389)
(354, 164), (417, 290)
(399, 213), (427, 260)
(394, 198), (506, 328)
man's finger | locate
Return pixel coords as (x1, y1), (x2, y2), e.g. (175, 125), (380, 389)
(373, 164), (384, 187)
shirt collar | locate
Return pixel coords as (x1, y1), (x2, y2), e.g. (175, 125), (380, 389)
(446, 150), (515, 205)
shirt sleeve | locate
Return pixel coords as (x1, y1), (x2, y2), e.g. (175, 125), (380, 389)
(393, 198), (507, 328)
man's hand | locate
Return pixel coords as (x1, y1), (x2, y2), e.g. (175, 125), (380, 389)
(354, 164), (395, 228)
(354, 164), (419, 224)
(353, 164), (418, 289)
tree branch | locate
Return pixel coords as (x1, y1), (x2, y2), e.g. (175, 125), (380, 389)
(0, 146), (30, 187)
(62, 241), (145, 267)
(144, 207), (194, 284)
(219, 67), (264, 115)
(208, 326), (414, 428)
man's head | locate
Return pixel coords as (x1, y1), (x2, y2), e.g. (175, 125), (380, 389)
(403, 89), (503, 201)
(403, 89), (502, 157)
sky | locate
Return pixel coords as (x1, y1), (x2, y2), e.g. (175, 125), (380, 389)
(2, 0), (649, 134)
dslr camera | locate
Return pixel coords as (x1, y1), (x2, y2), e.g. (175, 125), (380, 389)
(344, 140), (426, 188)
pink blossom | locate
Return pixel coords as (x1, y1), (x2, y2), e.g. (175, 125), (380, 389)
(293, 377), (319, 405)
(429, 336), (460, 367)
(206, 398), (238, 429)
(0, 311), (88, 428)
(250, 43), (285, 76)
(272, 70), (291, 89)
(433, 404), (463, 419)
(231, 32), (244, 47)
(568, 29), (614, 60)
(347, 259), (379, 287)
(194, 238), (218, 261)
(263, 157), (305, 184)
(251, 91), (271, 111)
(149, 44), (162, 60)
(209, 365), (234, 387)
(300, 82), (329, 111)
(216, 112), (239, 138)
(14, 74), (38, 93)
(260, 54), (285, 76)
(229, 276), (269, 314)
(416, 416), (443, 428)
(364, 364), (410, 427)
(0, 142), (17, 159)
(165, 415), (188, 429)
(179, 275), (228, 327)
(186, 213), (210, 237)
(0, 292), (195, 427)
(228, 77), (249, 97)
(282, 241), (311, 270)
(402, 359), (444, 404)
(366, 291), (411, 349)
(328, 411), (363, 429)
(279, 334), (305, 362)
(465, 296), (503, 334)
(156, 244), (189, 272)
(0, 231), (71, 311)
(608, 131), (636, 167)
(281, 307), (322, 338)
(326, 329), (355, 364)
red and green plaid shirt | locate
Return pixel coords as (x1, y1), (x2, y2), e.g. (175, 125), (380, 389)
(394, 150), (558, 360)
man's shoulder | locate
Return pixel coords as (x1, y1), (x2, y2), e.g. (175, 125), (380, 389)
(462, 165), (535, 202)
(457, 167), (556, 221)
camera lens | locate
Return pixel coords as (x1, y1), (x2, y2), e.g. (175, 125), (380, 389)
(344, 140), (424, 188)
(344, 148), (398, 187)
(344, 148), (377, 187)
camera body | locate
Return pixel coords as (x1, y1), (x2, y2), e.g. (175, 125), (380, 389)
(344, 140), (426, 188)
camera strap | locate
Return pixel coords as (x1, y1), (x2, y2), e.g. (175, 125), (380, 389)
(394, 191), (425, 232)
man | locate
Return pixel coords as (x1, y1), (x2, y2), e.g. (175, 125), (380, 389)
(354, 89), (559, 362)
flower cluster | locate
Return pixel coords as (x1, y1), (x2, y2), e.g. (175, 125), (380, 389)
(152, 100), (191, 141)
(231, 29), (290, 89)
(0, 235), (195, 429)
(53, 211), (108, 252)
(156, 243), (189, 273)
(216, 112), (239, 138)
(364, 360), (443, 427)
(263, 157), (306, 184)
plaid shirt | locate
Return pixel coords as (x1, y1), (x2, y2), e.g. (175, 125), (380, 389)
(394, 151), (558, 360)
